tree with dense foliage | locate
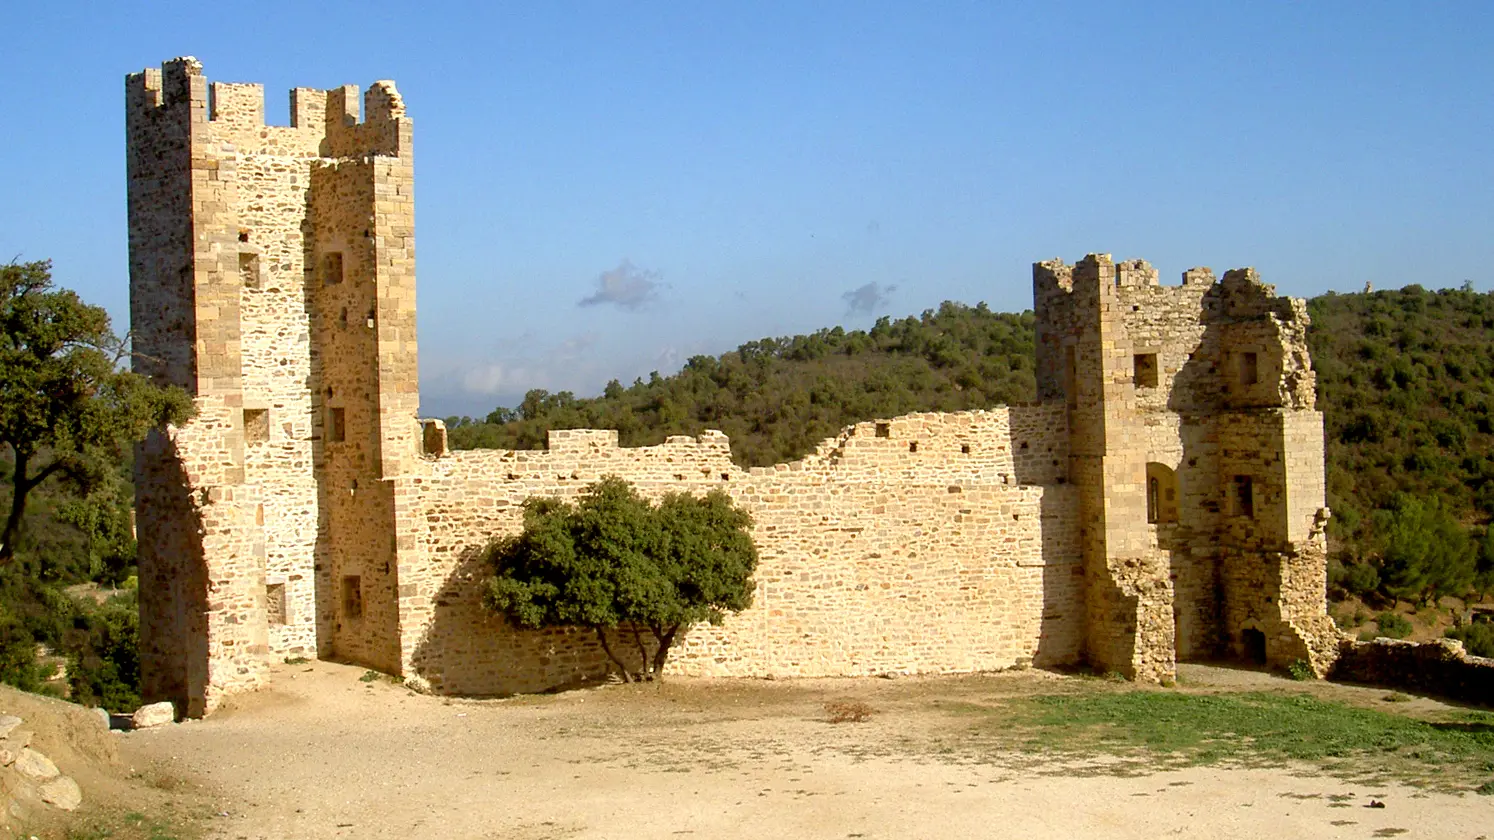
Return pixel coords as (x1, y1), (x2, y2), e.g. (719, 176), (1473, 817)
(0, 260), (192, 563)
(1372, 495), (1477, 607)
(485, 477), (757, 681)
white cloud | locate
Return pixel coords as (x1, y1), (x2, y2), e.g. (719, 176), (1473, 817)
(842, 281), (897, 315)
(578, 259), (665, 310)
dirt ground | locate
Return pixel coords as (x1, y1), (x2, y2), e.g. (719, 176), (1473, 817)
(118, 662), (1492, 840)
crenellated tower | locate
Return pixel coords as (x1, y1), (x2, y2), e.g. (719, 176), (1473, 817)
(126, 58), (418, 716)
(1034, 254), (1340, 680)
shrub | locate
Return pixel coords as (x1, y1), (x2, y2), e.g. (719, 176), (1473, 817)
(1287, 659), (1317, 681)
(1376, 612), (1414, 639)
(486, 477), (757, 683)
(1445, 623), (1494, 658)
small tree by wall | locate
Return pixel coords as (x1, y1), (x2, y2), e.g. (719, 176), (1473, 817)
(484, 476), (757, 682)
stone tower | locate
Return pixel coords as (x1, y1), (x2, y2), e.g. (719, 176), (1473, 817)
(126, 58), (418, 715)
(1033, 254), (1340, 680)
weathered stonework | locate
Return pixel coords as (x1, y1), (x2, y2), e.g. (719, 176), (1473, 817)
(127, 60), (1341, 716)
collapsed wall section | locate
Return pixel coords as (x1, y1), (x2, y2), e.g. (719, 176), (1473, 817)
(396, 407), (1082, 695)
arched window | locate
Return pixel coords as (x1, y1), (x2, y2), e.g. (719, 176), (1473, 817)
(1145, 463), (1178, 524)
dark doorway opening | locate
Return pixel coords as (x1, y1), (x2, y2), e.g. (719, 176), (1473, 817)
(1241, 628), (1267, 665)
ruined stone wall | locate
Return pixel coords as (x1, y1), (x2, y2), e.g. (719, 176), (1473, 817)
(1034, 254), (1339, 676)
(395, 407), (1082, 695)
(1330, 639), (1494, 706)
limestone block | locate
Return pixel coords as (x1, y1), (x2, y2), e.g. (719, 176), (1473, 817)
(132, 701), (176, 729)
(14, 748), (59, 782)
(39, 775), (82, 811)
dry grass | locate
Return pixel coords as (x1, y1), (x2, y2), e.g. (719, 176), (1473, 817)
(823, 700), (875, 723)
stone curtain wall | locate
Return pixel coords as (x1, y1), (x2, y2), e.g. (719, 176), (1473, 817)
(395, 407), (1082, 695)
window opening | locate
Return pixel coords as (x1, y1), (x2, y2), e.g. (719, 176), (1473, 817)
(239, 252), (260, 290)
(1239, 351), (1259, 386)
(322, 252), (344, 285)
(328, 407), (346, 442)
(1233, 475), (1255, 518)
(342, 576), (363, 619)
(1133, 353), (1158, 388)
(243, 408), (269, 444)
(875, 422), (890, 438)
(1064, 346), (1077, 408)
(266, 583), (287, 625)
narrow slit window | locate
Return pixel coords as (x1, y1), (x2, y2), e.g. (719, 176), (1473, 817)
(341, 576), (362, 619)
(322, 252), (344, 285)
(328, 407), (346, 443)
(1233, 475), (1255, 519)
(1133, 353), (1158, 389)
(1064, 345), (1078, 407)
(243, 408), (269, 444)
(239, 252), (260, 289)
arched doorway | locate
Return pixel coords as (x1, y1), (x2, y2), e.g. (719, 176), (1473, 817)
(1241, 628), (1267, 665)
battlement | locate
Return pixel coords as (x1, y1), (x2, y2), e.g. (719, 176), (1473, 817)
(125, 56), (204, 112)
(126, 59), (410, 159)
(1035, 254), (1219, 304)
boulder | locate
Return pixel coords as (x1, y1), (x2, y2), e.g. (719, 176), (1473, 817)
(14, 748), (59, 782)
(0, 715), (20, 740)
(39, 776), (82, 811)
(91, 707), (110, 729)
(131, 701), (175, 729)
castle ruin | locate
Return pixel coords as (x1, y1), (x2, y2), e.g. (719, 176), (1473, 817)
(126, 59), (1341, 717)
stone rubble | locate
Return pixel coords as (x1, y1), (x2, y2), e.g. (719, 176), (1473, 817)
(0, 715), (83, 817)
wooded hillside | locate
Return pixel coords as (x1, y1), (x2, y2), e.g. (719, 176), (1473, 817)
(451, 286), (1494, 526)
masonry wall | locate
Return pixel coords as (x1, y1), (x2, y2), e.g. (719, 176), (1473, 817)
(395, 407), (1082, 695)
(128, 58), (417, 713)
(1034, 254), (1341, 677)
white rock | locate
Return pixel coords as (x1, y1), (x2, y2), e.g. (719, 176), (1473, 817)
(38, 776), (81, 811)
(132, 701), (175, 729)
(0, 747), (13, 766)
(91, 707), (110, 729)
(14, 748), (59, 782)
(0, 715), (21, 739)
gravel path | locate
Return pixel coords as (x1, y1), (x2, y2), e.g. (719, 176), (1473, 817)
(120, 662), (1492, 840)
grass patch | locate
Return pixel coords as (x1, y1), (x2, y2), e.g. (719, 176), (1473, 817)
(958, 690), (1494, 791)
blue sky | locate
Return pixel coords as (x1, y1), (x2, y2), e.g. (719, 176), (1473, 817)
(4, 2), (1492, 418)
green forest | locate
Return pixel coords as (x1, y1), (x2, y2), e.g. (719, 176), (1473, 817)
(5, 281), (1494, 711)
